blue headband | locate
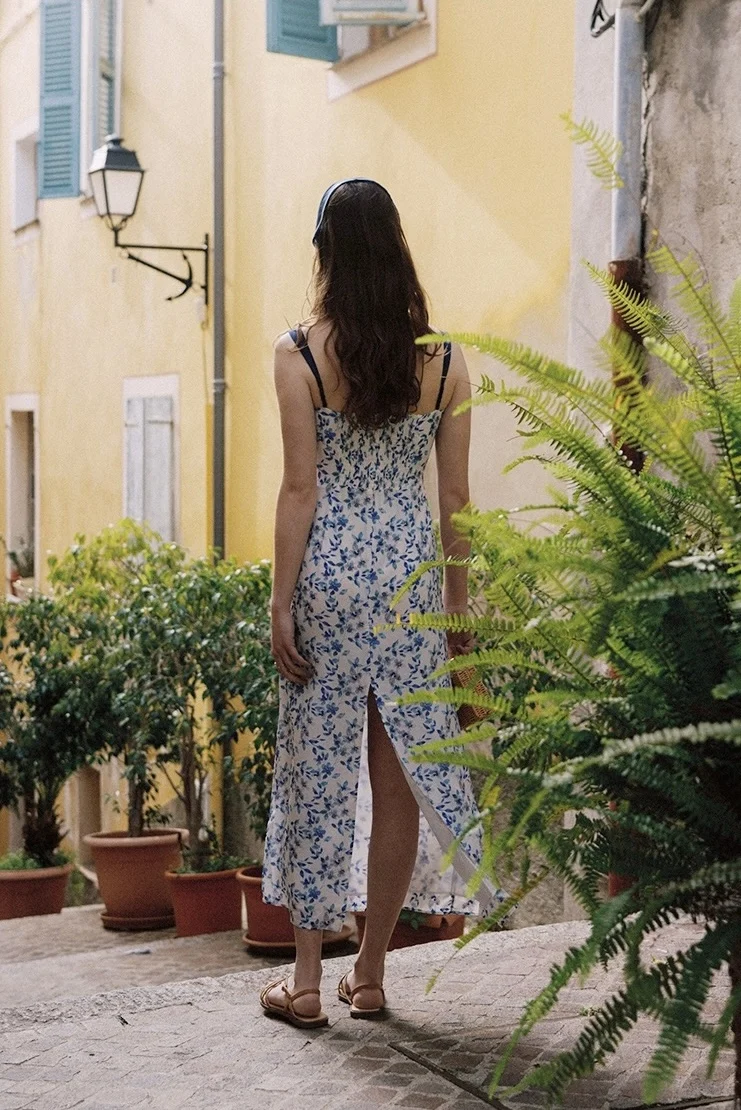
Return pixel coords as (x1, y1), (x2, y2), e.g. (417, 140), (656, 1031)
(312, 178), (394, 245)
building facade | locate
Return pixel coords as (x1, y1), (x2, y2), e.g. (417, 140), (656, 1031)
(0, 0), (575, 857)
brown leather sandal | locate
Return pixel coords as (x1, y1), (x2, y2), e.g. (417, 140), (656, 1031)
(337, 972), (386, 1019)
(259, 977), (328, 1029)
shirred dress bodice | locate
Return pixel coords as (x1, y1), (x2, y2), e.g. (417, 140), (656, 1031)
(315, 408), (441, 493)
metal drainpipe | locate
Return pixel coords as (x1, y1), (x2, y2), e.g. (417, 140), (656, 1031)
(213, 0), (236, 853)
(610, 0), (646, 477)
(608, 0), (647, 903)
(213, 0), (226, 558)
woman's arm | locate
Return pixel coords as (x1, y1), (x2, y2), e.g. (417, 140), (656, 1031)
(271, 337), (318, 685)
(434, 344), (474, 654)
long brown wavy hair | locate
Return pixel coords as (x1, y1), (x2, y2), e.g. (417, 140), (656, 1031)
(308, 180), (437, 429)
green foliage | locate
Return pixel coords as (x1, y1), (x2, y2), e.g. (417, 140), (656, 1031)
(408, 250), (741, 1103)
(560, 112), (624, 190)
(174, 821), (255, 874)
(0, 590), (116, 867)
(47, 521), (278, 865)
(0, 849), (71, 870)
(0, 522), (278, 870)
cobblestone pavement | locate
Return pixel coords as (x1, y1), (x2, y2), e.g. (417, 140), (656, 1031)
(0, 920), (734, 1110)
(0, 906), (355, 1010)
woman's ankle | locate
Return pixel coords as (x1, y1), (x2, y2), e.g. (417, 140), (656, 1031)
(351, 960), (384, 987)
(292, 963), (323, 990)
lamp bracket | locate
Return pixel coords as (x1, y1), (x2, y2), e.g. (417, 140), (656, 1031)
(113, 229), (209, 304)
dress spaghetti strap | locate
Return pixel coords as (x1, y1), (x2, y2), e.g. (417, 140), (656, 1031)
(290, 328), (328, 409)
(435, 341), (452, 410)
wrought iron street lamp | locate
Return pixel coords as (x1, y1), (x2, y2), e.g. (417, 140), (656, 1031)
(89, 135), (209, 303)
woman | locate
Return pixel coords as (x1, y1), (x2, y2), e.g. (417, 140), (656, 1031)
(259, 179), (502, 1028)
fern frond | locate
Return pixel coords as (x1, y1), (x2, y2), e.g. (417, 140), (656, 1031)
(614, 569), (737, 602)
(560, 111), (624, 189)
(586, 262), (681, 341)
(728, 277), (741, 365)
(602, 718), (741, 759)
(389, 557), (470, 608)
(649, 246), (741, 376)
(642, 922), (741, 1102)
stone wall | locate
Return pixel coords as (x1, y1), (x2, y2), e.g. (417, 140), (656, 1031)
(645, 0), (741, 313)
(568, 0), (741, 371)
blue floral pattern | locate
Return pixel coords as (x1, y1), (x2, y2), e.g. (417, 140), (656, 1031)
(262, 408), (506, 932)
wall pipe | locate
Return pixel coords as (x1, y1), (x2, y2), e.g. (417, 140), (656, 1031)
(213, 0), (239, 853)
(212, 0), (226, 558)
(611, 0), (644, 262)
(607, 0), (649, 901)
(609, 0), (646, 479)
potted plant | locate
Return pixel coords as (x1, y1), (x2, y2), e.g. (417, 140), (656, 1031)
(48, 522), (188, 930)
(151, 554), (270, 937)
(5, 539), (35, 600)
(353, 908), (465, 951)
(0, 592), (110, 919)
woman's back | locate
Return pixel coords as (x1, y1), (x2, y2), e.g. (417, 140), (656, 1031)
(288, 319), (454, 416)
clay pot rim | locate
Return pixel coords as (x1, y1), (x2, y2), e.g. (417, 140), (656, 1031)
(0, 862), (73, 882)
(354, 909), (465, 929)
(84, 829), (188, 850)
(235, 865), (263, 885)
(165, 867), (241, 883)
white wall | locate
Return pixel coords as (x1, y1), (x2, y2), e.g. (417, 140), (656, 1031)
(567, 0), (615, 377)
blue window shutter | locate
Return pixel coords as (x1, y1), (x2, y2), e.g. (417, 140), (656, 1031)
(39, 0), (81, 199)
(267, 0), (339, 62)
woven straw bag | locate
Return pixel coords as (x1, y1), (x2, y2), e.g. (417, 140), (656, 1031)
(451, 664), (490, 729)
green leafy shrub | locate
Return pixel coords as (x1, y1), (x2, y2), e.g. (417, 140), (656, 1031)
(398, 250), (741, 1105)
(48, 523), (278, 864)
(0, 592), (114, 868)
(0, 849), (72, 871)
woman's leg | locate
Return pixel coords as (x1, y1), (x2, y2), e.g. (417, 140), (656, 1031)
(347, 687), (420, 1007)
(264, 926), (324, 1017)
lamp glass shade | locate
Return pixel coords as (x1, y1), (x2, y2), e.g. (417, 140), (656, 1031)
(88, 136), (144, 227)
(91, 167), (143, 220)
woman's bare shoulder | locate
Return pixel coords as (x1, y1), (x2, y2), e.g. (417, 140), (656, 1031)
(274, 329), (298, 353)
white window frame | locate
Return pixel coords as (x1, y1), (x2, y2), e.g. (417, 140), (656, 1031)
(80, 0), (123, 201)
(122, 375), (180, 543)
(10, 117), (40, 233)
(320, 0), (423, 25)
(327, 0), (436, 100)
(5, 394), (40, 599)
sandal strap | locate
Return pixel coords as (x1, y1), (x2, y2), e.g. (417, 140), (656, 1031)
(348, 980), (385, 1001)
(284, 985), (321, 1003)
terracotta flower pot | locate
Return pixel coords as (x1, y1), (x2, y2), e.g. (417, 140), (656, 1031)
(165, 867), (242, 937)
(354, 910), (465, 950)
(84, 828), (187, 931)
(236, 866), (353, 952)
(0, 862), (73, 920)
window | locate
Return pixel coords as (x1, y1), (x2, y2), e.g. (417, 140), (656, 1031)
(267, 0), (339, 62)
(80, 0), (121, 196)
(265, 0), (435, 99)
(329, 0), (435, 98)
(5, 396), (39, 597)
(320, 0), (422, 25)
(12, 122), (40, 231)
(94, 0), (117, 146)
(39, 0), (81, 199)
(123, 377), (178, 543)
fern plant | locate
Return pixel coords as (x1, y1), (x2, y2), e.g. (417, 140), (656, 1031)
(400, 244), (741, 1105)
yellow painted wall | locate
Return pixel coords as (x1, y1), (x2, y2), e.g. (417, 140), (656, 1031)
(0, 0), (574, 857)
(0, 0), (211, 588)
(226, 0), (575, 559)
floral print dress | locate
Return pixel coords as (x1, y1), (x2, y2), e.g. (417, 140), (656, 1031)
(262, 335), (505, 933)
